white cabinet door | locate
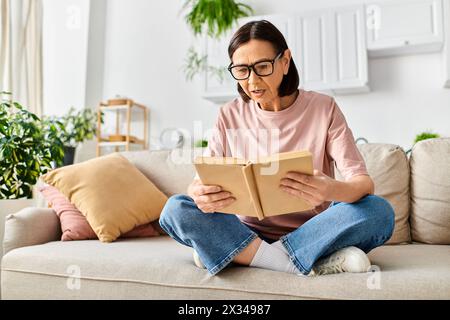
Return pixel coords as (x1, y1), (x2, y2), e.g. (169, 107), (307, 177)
(366, 0), (444, 57)
(295, 11), (331, 91)
(203, 29), (237, 103)
(295, 6), (368, 94)
(202, 9), (368, 103)
(202, 15), (295, 104)
(333, 6), (368, 92)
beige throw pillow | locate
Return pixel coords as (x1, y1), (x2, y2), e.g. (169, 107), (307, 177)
(357, 144), (411, 244)
(335, 143), (411, 244)
(42, 153), (168, 242)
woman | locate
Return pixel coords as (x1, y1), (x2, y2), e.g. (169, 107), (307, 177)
(159, 20), (394, 276)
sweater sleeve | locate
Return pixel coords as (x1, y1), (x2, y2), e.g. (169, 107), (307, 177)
(326, 100), (368, 181)
(194, 110), (228, 180)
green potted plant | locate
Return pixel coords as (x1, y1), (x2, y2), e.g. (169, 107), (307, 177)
(194, 139), (208, 148)
(182, 0), (253, 38)
(405, 131), (440, 155)
(0, 92), (64, 200)
(413, 131), (440, 143)
(49, 107), (101, 166)
(183, 46), (228, 82)
(181, 0), (253, 81)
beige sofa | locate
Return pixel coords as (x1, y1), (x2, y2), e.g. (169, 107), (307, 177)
(1, 139), (450, 300)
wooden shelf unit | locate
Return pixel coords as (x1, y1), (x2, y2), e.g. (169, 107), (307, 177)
(96, 99), (149, 157)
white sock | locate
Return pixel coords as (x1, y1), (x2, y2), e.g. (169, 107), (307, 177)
(273, 240), (314, 277)
(272, 240), (288, 253)
(250, 240), (299, 274)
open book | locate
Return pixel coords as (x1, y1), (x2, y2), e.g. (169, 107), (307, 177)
(194, 150), (314, 220)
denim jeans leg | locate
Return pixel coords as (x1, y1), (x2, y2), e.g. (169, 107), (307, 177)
(159, 194), (258, 275)
(280, 195), (395, 275)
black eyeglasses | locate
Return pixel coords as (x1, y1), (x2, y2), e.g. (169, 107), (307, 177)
(228, 51), (284, 80)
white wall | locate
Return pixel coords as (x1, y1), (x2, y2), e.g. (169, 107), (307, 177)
(43, 0), (90, 116)
(100, 0), (450, 151)
(102, 0), (220, 149)
(337, 52), (450, 150)
(85, 0), (106, 108)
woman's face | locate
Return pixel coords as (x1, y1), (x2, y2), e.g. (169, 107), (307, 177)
(231, 39), (291, 105)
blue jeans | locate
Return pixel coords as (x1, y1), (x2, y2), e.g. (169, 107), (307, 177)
(159, 194), (395, 275)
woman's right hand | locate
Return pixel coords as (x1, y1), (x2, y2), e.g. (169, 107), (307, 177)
(187, 179), (236, 213)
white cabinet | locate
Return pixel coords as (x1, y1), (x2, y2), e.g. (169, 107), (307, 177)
(202, 29), (236, 103)
(294, 5), (368, 94)
(203, 10), (368, 103)
(366, 0), (444, 57)
(294, 11), (329, 91)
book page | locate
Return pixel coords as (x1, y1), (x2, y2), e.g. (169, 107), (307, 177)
(252, 151), (315, 217)
(194, 157), (259, 217)
(195, 156), (248, 165)
(257, 150), (312, 164)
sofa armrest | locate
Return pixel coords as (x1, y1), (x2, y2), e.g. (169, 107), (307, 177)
(3, 207), (61, 255)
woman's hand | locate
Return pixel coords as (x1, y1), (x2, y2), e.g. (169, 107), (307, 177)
(279, 170), (336, 207)
(187, 179), (236, 213)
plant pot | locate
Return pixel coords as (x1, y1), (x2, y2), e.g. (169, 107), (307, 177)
(63, 146), (76, 166)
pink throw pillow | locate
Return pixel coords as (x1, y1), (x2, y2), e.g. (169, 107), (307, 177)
(39, 185), (164, 241)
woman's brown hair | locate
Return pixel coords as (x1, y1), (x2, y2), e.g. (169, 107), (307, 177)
(228, 20), (299, 102)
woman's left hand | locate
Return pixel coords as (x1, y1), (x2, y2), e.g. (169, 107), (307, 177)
(279, 170), (336, 207)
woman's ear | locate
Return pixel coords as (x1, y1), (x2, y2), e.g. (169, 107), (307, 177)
(283, 49), (292, 75)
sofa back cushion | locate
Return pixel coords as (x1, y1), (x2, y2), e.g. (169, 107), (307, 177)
(121, 149), (198, 196)
(335, 143), (411, 244)
(409, 138), (450, 244)
(126, 145), (413, 245)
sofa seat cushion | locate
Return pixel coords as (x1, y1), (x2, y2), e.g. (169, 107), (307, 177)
(2, 237), (449, 300)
